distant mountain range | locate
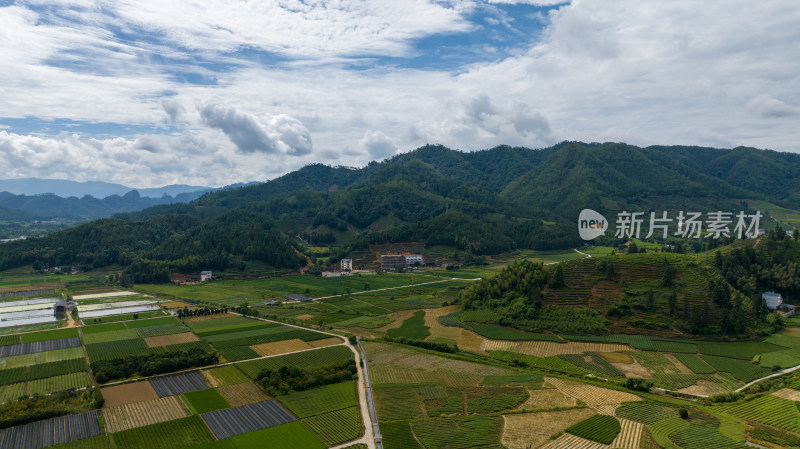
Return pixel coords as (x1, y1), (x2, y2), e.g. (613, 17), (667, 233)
(2, 142), (799, 279)
(0, 178), (213, 199)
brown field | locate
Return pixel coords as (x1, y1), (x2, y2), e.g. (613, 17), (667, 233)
(545, 377), (642, 413)
(663, 353), (693, 374)
(161, 301), (194, 309)
(72, 288), (115, 295)
(144, 332), (201, 348)
(459, 329), (485, 353)
(217, 382), (271, 407)
(612, 418), (643, 449)
(424, 305), (462, 345)
(772, 388), (800, 401)
(501, 408), (595, 449)
(364, 341), (509, 384)
(513, 341), (630, 358)
(784, 327), (800, 337)
(307, 337), (344, 348)
(540, 433), (607, 449)
(251, 338), (313, 356)
(101, 382), (159, 407)
(518, 388), (577, 410)
(480, 339), (518, 352)
(677, 380), (727, 396)
(103, 395), (190, 432)
(296, 314), (316, 321)
(611, 360), (653, 379)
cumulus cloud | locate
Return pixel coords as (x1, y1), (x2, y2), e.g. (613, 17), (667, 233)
(358, 130), (398, 159)
(746, 95), (800, 119)
(199, 104), (312, 156)
(161, 97), (186, 125)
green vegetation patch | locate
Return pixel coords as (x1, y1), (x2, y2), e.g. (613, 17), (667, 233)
(412, 415), (504, 449)
(480, 373), (543, 387)
(566, 414), (621, 445)
(303, 406), (362, 446)
(0, 366), (27, 386)
(648, 417), (690, 449)
(80, 322), (127, 334)
(20, 327), (79, 343)
(652, 339), (698, 353)
(466, 386), (528, 413)
(332, 315), (393, 329)
(386, 310), (430, 340)
(112, 415), (215, 449)
(750, 423), (800, 448)
(674, 353), (716, 374)
(227, 421), (327, 449)
(0, 334), (20, 346)
(205, 365), (249, 386)
(278, 381), (358, 418)
(567, 334), (655, 351)
(379, 421), (423, 449)
(615, 401), (679, 425)
(373, 385), (425, 421)
(720, 395), (800, 433)
(668, 415), (748, 449)
(183, 388), (230, 414)
(488, 350), (590, 375)
(124, 316), (180, 328)
(558, 353), (624, 377)
(48, 435), (109, 449)
(82, 328), (139, 344)
(697, 340), (787, 360)
(467, 323), (561, 341)
(699, 355), (770, 382)
(237, 346), (353, 378)
(28, 358), (88, 381)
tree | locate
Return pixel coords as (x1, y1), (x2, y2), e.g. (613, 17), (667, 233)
(661, 260), (673, 287)
(668, 291), (677, 315)
(550, 264), (566, 288)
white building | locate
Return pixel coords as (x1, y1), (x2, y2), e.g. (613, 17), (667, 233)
(341, 258), (353, 272)
(200, 271), (213, 282)
(405, 255), (423, 267)
(762, 291), (783, 311)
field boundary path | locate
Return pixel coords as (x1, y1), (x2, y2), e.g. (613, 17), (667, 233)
(313, 276), (480, 301)
(736, 363), (800, 392)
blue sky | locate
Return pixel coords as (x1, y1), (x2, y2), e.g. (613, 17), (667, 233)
(0, 0), (798, 187)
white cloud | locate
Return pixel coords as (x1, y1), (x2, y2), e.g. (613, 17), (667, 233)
(2, 0), (800, 186)
(746, 95), (800, 119)
(358, 130), (398, 159)
(199, 104), (312, 156)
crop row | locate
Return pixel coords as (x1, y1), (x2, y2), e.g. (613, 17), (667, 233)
(0, 337), (81, 358)
(236, 345), (353, 378)
(673, 353), (716, 374)
(0, 410), (101, 449)
(699, 355), (770, 382)
(278, 381), (358, 418)
(411, 416), (503, 449)
(566, 414), (621, 445)
(201, 399), (295, 439)
(303, 406), (362, 446)
(558, 353), (625, 377)
(720, 395), (800, 433)
(615, 401), (678, 424)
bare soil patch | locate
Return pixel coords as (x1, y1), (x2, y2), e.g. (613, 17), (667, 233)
(296, 314), (316, 321)
(613, 418), (643, 449)
(540, 433), (607, 449)
(501, 408), (595, 449)
(598, 352), (633, 364)
(664, 353), (693, 374)
(545, 377), (642, 412)
(611, 360), (653, 379)
(518, 388), (577, 410)
(251, 338), (313, 356)
(144, 332), (201, 348)
(459, 329), (485, 353)
(101, 381), (159, 407)
(772, 388), (800, 401)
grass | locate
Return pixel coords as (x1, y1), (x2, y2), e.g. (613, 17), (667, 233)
(699, 355), (770, 382)
(205, 365), (250, 386)
(697, 340), (787, 360)
(674, 353), (716, 374)
(111, 415), (215, 449)
(226, 421), (327, 449)
(237, 346), (353, 378)
(183, 388), (231, 414)
(411, 415), (504, 449)
(278, 381), (358, 418)
(566, 414), (621, 445)
(303, 406), (362, 446)
(386, 310), (430, 340)
(19, 327), (79, 343)
(380, 421), (423, 449)
(124, 316), (180, 328)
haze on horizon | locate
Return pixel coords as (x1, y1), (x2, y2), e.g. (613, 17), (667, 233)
(0, 0), (798, 188)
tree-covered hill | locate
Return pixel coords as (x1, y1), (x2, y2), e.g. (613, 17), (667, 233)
(1, 141), (799, 279)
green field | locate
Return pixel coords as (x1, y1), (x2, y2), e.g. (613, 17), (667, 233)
(278, 381), (358, 418)
(20, 327), (79, 343)
(720, 395), (800, 433)
(303, 406), (363, 446)
(411, 416), (504, 449)
(205, 365), (250, 386)
(183, 388), (231, 414)
(386, 310), (429, 340)
(674, 353), (716, 374)
(226, 421), (327, 449)
(112, 415), (215, 449)
(237, 346), (353, 378)
(615, 401), (679, 424)
(566, 414), (621, 445)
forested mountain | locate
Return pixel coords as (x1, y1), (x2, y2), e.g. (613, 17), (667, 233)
(1, 142), (799, 281)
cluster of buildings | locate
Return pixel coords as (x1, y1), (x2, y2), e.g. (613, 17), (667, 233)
(762, 291), (796, 315)
(379, 254), (423, 271)
(170, 270), (213, 285)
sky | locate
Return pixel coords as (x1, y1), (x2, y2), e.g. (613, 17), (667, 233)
(0, 0), (799, 188)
